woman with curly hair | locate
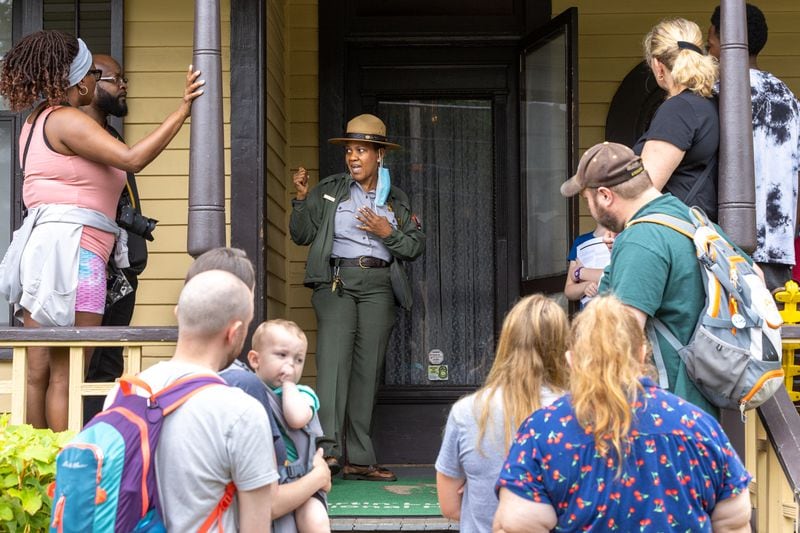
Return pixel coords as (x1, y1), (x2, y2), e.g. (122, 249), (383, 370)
(0, 30), (204, 430)
(434, 294), (569, 532)
(634, 18), (721, 220)
(494, 295), (752, 532)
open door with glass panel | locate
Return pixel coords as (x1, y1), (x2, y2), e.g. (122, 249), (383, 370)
(520, 8), (579, 302)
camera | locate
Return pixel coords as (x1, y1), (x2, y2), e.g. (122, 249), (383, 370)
(117, 205), (158, 241)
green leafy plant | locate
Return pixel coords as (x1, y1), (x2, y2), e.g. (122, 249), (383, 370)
(0, 414), (73, 532)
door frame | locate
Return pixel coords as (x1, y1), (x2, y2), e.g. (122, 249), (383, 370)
(326, 39), (522, 464)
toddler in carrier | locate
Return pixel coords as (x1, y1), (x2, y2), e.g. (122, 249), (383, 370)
(248, 319), (330, 532)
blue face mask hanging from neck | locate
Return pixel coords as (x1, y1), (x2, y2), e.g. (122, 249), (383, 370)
(376, 158), (391, 206)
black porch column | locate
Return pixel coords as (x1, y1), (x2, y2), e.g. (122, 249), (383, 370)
(717, 0), (756, 252)
(188, 0), (226, 257)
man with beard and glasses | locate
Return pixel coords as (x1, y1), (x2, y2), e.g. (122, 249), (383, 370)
(81, 55), (156, 421)
(560, 142), (755, 419)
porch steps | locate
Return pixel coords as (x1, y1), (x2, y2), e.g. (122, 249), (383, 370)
(329, 466), (457, 531)
(331, 517), (458, 531)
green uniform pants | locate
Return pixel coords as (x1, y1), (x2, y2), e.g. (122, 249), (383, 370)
(312, 265), (396, 465)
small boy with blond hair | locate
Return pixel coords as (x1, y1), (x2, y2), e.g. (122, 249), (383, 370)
(248, 319), (330, 533)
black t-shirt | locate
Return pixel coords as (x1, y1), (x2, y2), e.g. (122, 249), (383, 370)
(634, 90), (720, 220)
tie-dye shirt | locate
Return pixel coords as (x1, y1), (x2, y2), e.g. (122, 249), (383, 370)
(496, 377), (751, 532)
(750, 69), (800, 265)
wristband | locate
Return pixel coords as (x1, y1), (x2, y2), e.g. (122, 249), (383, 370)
(573, 267), (583, 282)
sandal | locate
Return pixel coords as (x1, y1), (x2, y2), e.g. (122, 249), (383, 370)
(342, 463), (397, 482)
(324, 455), (342, 475)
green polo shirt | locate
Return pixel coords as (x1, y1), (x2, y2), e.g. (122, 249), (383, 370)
(599, 194), (717, 417)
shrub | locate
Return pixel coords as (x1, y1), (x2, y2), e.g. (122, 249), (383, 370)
(0, 415), (73, 532)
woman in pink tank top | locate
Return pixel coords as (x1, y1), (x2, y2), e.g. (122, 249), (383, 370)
(0, 30), (204, 431)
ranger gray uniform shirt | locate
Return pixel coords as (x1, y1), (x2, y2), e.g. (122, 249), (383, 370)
(331, 181), (397, 262)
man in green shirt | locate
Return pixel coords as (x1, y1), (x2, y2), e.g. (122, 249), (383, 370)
(561, 142), (721, 416)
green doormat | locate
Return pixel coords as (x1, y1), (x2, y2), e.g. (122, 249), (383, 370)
(328, 476), (441, 516)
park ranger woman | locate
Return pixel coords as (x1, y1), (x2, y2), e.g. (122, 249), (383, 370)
(290, 114), (425, 481)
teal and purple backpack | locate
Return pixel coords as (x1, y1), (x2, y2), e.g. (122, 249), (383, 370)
(49, 374), (235, 532)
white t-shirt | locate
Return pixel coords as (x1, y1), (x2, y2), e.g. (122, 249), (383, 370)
(750, 69), (800, 265)
(104, 360), (279, 532)
(434, 386), (561, 533)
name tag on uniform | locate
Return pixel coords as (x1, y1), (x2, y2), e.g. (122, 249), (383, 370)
(323, 194), (336, 203)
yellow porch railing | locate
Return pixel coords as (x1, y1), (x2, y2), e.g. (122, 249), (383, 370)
(0, 326), (177, 430)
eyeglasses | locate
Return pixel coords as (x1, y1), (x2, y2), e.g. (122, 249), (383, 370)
(87, 69), (103, 81)
(98, 75), (128, 86)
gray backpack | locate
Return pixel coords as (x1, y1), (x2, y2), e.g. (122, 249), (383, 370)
(266, 387), (327, 533)
(628, 208), (784, 416)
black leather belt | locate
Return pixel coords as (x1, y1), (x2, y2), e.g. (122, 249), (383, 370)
(330, 256), (390, 268)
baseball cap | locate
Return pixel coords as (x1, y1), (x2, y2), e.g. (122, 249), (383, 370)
(560, 142), (646, 197)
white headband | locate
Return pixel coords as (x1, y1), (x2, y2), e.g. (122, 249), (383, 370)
(67, 38), (92, 87)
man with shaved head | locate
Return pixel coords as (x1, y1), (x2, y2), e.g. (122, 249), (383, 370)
(104, 270), (278, 532)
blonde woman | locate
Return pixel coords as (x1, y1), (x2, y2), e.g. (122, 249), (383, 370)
(435, 294), (569, 532)
(634, 18), (720, 220)
(494, 295), (752, 533)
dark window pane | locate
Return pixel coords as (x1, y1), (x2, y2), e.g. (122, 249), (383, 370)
(44, 0), (111, 55)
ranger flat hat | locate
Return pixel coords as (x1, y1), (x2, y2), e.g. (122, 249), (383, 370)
(560, 142), (647, 197)
(328, 114), (402, 150)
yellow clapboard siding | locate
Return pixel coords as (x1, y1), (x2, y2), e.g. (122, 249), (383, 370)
(266, 250), (288, 282)
(267, 0), (289, 310)
(288, 4), (318, 29)
(126, 0), (231, 22)
(138, 252), (195, 280)
(122, 72), (231, 98)
(289, 122), (319, 144)
(125, 47), (231, 72)
(136, 150), (232, 176)
(288, 147), (320, 170)
(290, 285), (313, 304)
(267, 119), (288, 154)
(125, 125), (231, 150)
(283, 0), (320, 320)
(288, 243), (310, 262)
(267, 95), (288, 133)
(580, 58), (643, 82)
(580, 102), (615, 127)
(126, 22), (231, 47)
(289, 51), (319, 77)
(135, 279), (185, 305)
(134, 176), (231, 201)
(289, 28), (318, 52)
(143, 199), (231, 226)
(126, 99), (231, 125)
(131, 304), (181, 326)
(289, 99), (319, 123)
(266, 276), (288, 305)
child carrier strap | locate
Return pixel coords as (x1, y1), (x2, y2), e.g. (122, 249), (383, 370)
(265, 386), (321, 483)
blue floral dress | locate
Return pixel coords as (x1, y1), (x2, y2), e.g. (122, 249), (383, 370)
(496, 377), (751, 531)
